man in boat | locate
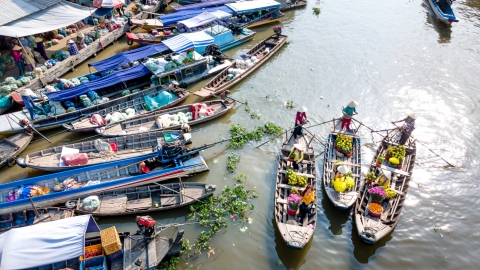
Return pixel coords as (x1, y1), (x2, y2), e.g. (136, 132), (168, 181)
(293, 107), (308, 141)
(168, 80), (180, 92)
(288, 144), (304, 172)
(392, 112), (416, 145)
(341, 101), (358, 131)
(20, 89), (47, 120)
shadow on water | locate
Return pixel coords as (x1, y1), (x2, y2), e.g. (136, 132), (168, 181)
(320, 187), (352, 235)
(422, 1), (452, 43)
(350, 220), (394, 264)
(272, 217), (312, 270)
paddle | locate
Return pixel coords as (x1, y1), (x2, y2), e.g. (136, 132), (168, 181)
(7, 114), (51, 143)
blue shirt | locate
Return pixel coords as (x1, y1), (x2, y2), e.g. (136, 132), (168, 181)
(343, 106), (356, 116)
(21, 96), (34, 109)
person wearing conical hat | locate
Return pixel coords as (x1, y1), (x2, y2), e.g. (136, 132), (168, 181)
(23, 47), (35, 71)
(33, 36), (49, 61)
(288, 143), (304, 172)
(68, 39), (79, 56)
(341, 101), (358, 131)
(12, 45), (25, 76)
(20, 89), (47, 120)
(293, 106), (308, 141)
(392, 112), (416, 145)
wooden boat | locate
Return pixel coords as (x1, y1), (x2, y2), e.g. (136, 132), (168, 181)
(126, 31), (170, 46)
(63, 89), (189, 133)
(130, 18), (164, 30)
(0, 151), (209, 214)
(354, 129), (416, 245)
(17, 131), (189, 172)
(322, 119), (362, 210)
(194, 32), (288, 98)
(0, 131), (34, 169)
(274, 131), (317, 249)
(97, 100), (234, 137)
(0, 214), (183, 270)
(0, 207), (74, 233)
(73, 182), (216, 216)
(427, 0), (458, 24)
(280, 0), (307, 12)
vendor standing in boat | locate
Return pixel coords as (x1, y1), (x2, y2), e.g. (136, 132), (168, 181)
(341, 101), (358, 131)
(21, 90), (47, 120)
(288, 144), (304, 172)
(298, 184), (315, 225)
(293, 107), (308, 141)
(392, 112), (416, 145)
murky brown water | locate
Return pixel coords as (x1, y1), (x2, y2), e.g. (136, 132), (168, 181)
(2, 0), (480, 268)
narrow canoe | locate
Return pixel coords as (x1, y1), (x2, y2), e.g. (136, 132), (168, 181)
(275, 131), (317, 250)
(73, 182), (216, 216)
(63, 89), (189, 133)
(280, 0), (307, 12)
(17, 131), (189, 172)
(0, 207), (74, 234)
(323, 119), (362, 210)
(0, 153), (209, 214)
(96, 100), (235, 137)
(354, 129), (416, 245)
(0, 131), (34, 169)
(194, 33), (288, 98)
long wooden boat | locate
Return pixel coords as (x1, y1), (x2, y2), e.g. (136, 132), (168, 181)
(0, 207), (74, 233)
(0, 152), (209, 214)
(63, 89), (189, 133)
(97, 100), (234, 137)
(194, 32), (288, 98)
(280, 0), (307, 12)
(274, 131), (317, 250)
(354, 129), (416, 245)
(323, 119), (362, 210)
(427, 0), (458, 24)
(0, 131), (34, 169)
(17, 131), (189, 172)
(126, 31), (170, 46)
(73, 182), (216, 216)
(130, 18), (164, 30)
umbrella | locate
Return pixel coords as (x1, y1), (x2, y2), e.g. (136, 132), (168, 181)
(93, 0), (125, 8)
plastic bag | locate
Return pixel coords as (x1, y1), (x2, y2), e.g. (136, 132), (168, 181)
(81, 196), (100, 212)
(90, 114), (106, 126)
(143, 91), (175, 111)
(61, 153), (88, 166)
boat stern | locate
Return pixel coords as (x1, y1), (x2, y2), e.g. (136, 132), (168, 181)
(359, 230), (377, 245)
(16, 157), (27, 168)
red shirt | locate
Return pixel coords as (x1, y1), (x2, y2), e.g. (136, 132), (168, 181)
(295, 112), (307, 124)
(12, 50), (23, 62)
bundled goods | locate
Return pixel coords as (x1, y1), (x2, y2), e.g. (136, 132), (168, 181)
(34, 67), (43, 76)
(84, 35), (93, 45)
(143, 91), (175, 111)
(145, 62), (158, 71)
(63, 101), (75, 109)
(189, 103), (214, 120)
(56, 34), (64, 40)
(87, 74), (100, 81)
(87, 91), (100, 101)
(131, 89), (140, 94)
(62, 50), (71, 60)
(42, 103), (51, 114)
(78, 76), (89, 83)
(62, 153), (88, 166)
(20, 77), (31, 85)
(67, 107), (76, 112)
(25, 71), (37, 79)
(2, 77), (15, 85)
(52, 39), (59, 45)
(81, 196), (100, 212)
(105, 112), (129, 123)
(69, 78), (81, 86)
(80, 95), (94, 108)
(49, 101), (66, 115)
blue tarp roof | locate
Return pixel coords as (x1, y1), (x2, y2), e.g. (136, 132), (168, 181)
(159, 5), (233, 26)
(163, 31), (215, 52)
(88, 43), (169, 72)
(0, 215), (99, 269)
(226, 0), (281, 14)
(46, 64), (152, 102)
(173, 0), (233, 11)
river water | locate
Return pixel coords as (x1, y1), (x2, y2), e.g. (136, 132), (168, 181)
(2, 0), (480, 269)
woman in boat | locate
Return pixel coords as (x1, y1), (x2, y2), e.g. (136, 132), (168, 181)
(331, 165), (349, 187)
(298, 184), (315, 225)
(169, 80), (179, 91)
(341, 101), (358, 131)
(375, 170), (392, 189)
(392, 112), (416, 145)
(21, 90), (47, 120)
(293, 107), (308, 141)
(288, 144), (304, 172)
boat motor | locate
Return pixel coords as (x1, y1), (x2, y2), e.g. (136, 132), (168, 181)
(136, 215), (156, 238)
(204, 44), (225, 64)
(226, 22), (244, 36)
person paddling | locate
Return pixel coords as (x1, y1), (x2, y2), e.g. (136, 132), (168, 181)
(392, 112), (416, 145)
(293, 106), (308, 141)
(341, 101), (358, 131)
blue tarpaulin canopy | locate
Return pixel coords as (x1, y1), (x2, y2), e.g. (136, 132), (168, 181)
(159, 5), (233, 26)
(173, 0), (234, 11)
(226, 0), (281, 15)
(88, 43), (169, 72)
(0, 215), (99, 269)
(163, 31), (214, 52)
(46, 64), (152, 102)
(178, 11), (231, 28)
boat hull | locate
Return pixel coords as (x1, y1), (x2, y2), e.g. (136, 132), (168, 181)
(426, 0), (458, 24)
(0, 132), (34, 169)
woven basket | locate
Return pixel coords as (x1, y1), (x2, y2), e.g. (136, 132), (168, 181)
(100, 226), (122, 255)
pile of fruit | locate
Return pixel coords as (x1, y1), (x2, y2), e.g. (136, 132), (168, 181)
(385, 188), (397, 199)
(84, 247), (103, 259)
(286, 169), (307, 187)
(335, 134), (353, 154)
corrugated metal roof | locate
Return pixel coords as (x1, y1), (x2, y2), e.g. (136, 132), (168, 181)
(0, 0), (64, 26)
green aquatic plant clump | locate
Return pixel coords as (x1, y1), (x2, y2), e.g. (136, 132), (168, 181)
(227, 152), (241, 173)
(228, 123), (283, 149)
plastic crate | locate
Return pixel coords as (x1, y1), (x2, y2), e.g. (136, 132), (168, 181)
(107, 249), (124, 262)
(79, 244), (104, 261)
(100, 226), (122, 255)
(79, 255), (107, 270)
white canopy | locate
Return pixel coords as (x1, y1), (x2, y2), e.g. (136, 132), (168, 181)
(0, 215), (100, 270)
(226, 0), (281, 15)
(0, 1), (96, 37)
(178, 11), (231, 29)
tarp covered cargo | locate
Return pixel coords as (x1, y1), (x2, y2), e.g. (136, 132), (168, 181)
(0, 215), (99, 270)
(178, 11), (232, 28)
(159, 5), (233, 26)
(163, 31), (215, 53)
(173, 0), (234, 12)
(226, 0), (281, 14)
(88, 43), (169, 72)
(0, 1), (96, 37)
(46, 64), (152, 102)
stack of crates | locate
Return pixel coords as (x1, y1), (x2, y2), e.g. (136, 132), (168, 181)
(100, 226), (124, 262)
